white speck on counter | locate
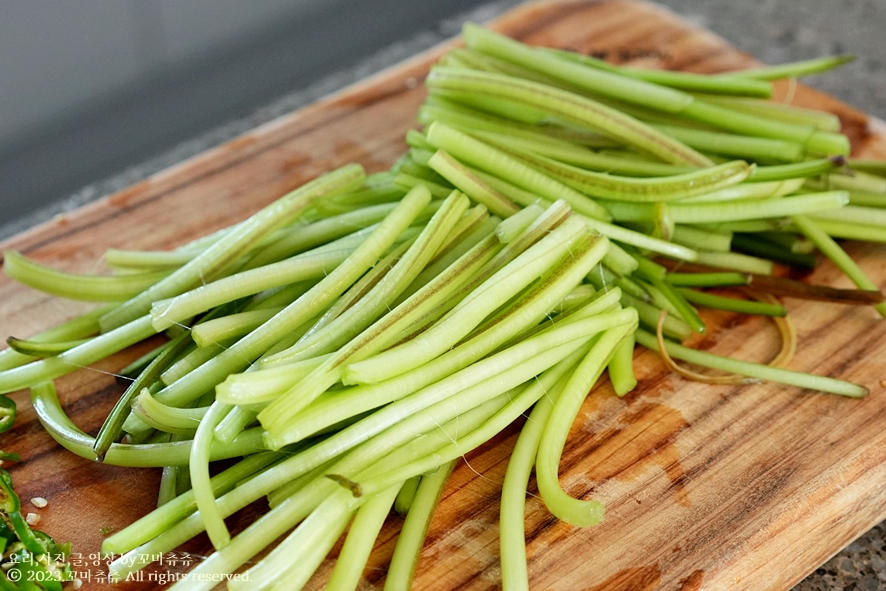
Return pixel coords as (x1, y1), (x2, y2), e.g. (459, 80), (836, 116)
(30, 497), (48, 508)
(25, 512), (41, 525)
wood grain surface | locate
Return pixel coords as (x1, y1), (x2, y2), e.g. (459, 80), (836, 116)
(1, 1), (885, 589)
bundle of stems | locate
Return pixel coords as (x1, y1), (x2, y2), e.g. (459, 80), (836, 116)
(0, 21), (883, 591)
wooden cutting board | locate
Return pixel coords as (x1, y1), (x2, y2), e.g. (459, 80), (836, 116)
(2, 1), (885, 589)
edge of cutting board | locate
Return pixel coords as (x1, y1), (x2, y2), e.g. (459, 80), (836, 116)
(1, 1), (885, 590)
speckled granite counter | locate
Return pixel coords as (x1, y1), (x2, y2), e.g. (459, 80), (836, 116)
(656, 0), (885, 122)
(2, 1), (884, 588)
(799, 522), (886, 591)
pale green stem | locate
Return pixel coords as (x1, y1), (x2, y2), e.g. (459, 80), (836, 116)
(30, 381), (265, 466)
(190, 308), (281, 347)
(0, 315), (157, 395)
(3, 251), (169, 302)
(791, 215), (886, 317)
(283, 252), (618, 444)
(323, 483), (403, 591)
(190, 402), (234, 549)
(342, 215), (587, 386)
(604, 191), (848, 225)
(0, 305), (113, 371)
(428, 149), (522, 216)
(383, 461), (456, 591)
(608, 331), (638, 396)
(425, 121), (611, 220)
(150, 248), (355, 332)
(536, 324), (634, 526)
(635, 329), (868, 397)
(132, 389), (207, 434)
(214, 406), (259, 444)
(695, 251), (774, 275)
(499, 355), (574, 591)
(101, 163), (365, 331)
(151, 186), (432, 408)
(215, 355), (330, 406)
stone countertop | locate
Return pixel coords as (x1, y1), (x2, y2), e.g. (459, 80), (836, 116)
(656, 0), (885, 122)
(2, 0), (885, 588)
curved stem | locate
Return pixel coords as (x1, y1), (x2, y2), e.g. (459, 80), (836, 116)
(3, 250), (169, 302)
(30, 381), (265, 466)
(95, 330), (192, 459)
(499, 357), (574, 591)
(132, 390), (208, 434)
(190, 402), (234, 549)
(535, 324), (634, 527)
